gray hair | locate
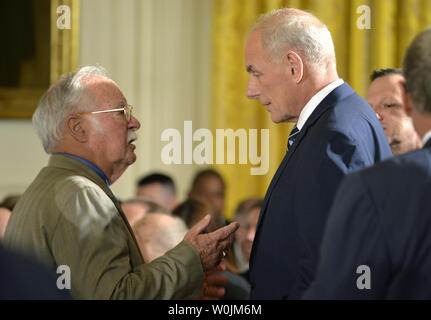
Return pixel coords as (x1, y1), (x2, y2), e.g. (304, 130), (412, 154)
(403, 27), (431, 114)
(32, 65), (109, 153)
(255, 8), (336, 72)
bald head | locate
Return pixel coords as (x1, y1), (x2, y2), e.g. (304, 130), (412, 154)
(132, 213), (188, 263)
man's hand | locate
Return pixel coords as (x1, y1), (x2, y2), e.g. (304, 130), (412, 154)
(199, 264), (228, 300)
(184, 215), (239, 271)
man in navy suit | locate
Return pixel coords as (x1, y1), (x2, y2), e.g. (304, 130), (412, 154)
(304, 27), (431, 299)
(244, 8), (392, 299)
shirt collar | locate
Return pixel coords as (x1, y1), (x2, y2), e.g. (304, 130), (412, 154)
(296, 78), (344, 131)
(54, 153), (110, 187)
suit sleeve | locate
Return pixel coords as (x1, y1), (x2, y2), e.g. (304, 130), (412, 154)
(51, 184), (203, 299)
(302, 172), (391, 299)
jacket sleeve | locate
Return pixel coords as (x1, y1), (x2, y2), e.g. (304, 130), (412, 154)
(51, 181), (203, 300)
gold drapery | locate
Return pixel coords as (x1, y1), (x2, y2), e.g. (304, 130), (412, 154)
(211, 0), (431, 220)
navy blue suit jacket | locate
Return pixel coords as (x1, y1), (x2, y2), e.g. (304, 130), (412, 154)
(304, 142), (431, 299)
(0, 248), (71, 299)
(249, 82), (392, 299)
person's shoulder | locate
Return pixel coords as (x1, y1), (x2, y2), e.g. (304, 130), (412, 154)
(343, 148), (431, 193)
(364, 148), (431, 177)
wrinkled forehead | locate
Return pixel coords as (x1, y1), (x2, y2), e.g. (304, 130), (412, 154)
(81, 75), (126, 109)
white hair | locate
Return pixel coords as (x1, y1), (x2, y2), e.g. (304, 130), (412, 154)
(256, 8), (336, 72)
(32, 65), (109, 153)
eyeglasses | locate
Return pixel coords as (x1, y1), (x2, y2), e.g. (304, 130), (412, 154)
(75, 104), (133, 123)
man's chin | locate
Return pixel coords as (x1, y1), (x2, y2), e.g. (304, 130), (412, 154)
(270, 114), (282, 124)
(126, 150), (137, 166)
(128, 154), (137, 165)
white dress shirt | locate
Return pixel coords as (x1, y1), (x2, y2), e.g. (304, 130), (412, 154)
(296, 78), (344, 131)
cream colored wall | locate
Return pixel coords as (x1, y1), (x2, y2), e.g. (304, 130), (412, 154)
(0, 120), (49, 200)
(0, 0), (212, 204)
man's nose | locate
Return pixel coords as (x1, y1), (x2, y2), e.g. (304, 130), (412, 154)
(246, 77), (260, 100)
(129, 115), (141, 131)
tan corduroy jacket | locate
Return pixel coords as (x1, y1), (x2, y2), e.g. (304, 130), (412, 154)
(4, 154), (203, 299)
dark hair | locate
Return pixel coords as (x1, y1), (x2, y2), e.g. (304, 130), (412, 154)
(172, 198), (210, 229)
(137, 173), (176, 195)
(191, 169), (225, 190)
(403, 27), (431, 113)
(370, 68), (402, 82)
(0, 194), (21, 211)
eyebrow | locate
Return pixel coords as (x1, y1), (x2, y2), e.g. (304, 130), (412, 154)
(247, 65), (257, 73)
(246, 65), (262, 75)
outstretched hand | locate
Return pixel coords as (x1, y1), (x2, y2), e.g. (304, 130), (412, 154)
(184, 215), (239, 271)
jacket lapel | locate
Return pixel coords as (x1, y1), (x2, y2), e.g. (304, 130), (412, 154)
(251, 83), (356, 260)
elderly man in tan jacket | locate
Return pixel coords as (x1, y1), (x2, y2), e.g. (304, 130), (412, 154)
(4, 66), (238, 300)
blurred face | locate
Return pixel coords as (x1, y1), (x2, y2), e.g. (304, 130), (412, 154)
(245, 29), (300, 123)
(189, 175), (225, 218)
(137, 183), (177, 211)
(83, 76), (141, 183)
(0, 208), (11, 243)
(367, 74), (421, 155)
(240, 207), (260, 262)
(121, 202), (149, 227)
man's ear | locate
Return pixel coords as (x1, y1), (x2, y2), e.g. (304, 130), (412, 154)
(66, 115), (88, 143)
(286, 50), (304, 84)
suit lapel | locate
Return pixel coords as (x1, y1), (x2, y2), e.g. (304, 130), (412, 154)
(251, 83), (356, 264)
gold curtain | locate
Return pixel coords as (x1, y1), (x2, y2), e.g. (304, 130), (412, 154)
(211, 0), (431, 220)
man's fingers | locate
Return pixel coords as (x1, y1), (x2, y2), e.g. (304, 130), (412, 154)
(203, 285), (226, 299)
(206, 274), (229, 286)
(187, 214), (211, 237)
(206, 264), (226, 274)
(211, 222), (240, 241)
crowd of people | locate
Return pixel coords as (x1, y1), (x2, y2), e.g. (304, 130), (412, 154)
(2, 7), (431, 300)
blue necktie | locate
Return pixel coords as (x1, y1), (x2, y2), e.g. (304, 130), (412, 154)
(287, 125), (299, 150)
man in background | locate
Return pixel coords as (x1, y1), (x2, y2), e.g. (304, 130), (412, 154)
(188, 169), (228, 229)
(367, 68), (421, 155)
(136, 173), (178, 211)
(121, 196), (168, 227)
(304, 27), (431, 299)
(232, 198), (262, 278)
